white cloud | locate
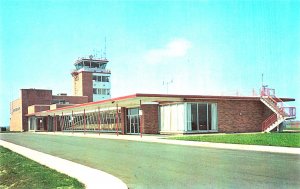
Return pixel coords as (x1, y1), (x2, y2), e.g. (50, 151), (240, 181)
(144, 39), (191, 64)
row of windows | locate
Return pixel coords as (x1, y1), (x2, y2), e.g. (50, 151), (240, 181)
(93, 88), (110, 95)
(92, 75), (110, 82)
(160, 103), (218, 132)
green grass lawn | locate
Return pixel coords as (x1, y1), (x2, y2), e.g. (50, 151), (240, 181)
(170, 133), (300, 147)
(0, 146), (84, 189)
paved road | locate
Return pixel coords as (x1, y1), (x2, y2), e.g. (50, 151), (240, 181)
(1, 133), (299, 189)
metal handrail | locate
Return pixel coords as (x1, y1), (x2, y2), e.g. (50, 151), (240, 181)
(260, 87), (296, 131)
(262, 113), (277, 131)
(261, 87), (296, 117)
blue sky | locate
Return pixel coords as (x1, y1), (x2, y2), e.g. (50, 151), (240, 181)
(1, 0), (299, 126)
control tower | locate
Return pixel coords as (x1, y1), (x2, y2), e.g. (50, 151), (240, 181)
(71, 55), (111, 102)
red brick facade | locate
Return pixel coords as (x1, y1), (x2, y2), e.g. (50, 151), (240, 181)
(178, 99), (274, 133)
(141, 104), (159, 134)
(21, 93), (294, 134)
(216, 100), (273, 133)
(21, 89), (52, 131)
(10, 88), (92, 131)
(52, 95), (88, 104)
(28, 105), (50, 114)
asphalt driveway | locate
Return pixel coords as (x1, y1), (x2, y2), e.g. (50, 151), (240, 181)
(1, 133), (299, 189)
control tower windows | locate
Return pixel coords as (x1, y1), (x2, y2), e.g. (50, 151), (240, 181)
(93, 88), (110, 95)
(92, 76), (110, 82)
(93, 88), (97, 94)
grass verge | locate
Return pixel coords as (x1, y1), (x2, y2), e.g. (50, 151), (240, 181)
(0, 146), (84, 189)
(169, 133), (300, 147)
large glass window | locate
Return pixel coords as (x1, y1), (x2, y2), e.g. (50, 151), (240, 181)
(187, 103), (217, 132)
(159, 103), (217, 133)
(198, 104), (207, 130)
(191, 104), (197, 130)
(160, 104), (185, 132)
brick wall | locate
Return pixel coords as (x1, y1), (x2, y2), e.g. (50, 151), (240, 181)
(50, 104), (74, 110)
(216, 100), (273, 133)
(52, 95), (88, 104)
(141, 104), (159, 134)
(21, 89), (52, 131)
(28, 105), (50, 114)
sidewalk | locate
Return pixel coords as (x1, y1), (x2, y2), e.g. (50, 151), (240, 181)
(0, 140), (128, 189)
(37, 132), (300, 155)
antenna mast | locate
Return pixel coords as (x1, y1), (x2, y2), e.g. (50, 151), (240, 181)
(163, 79), (173, 94)
(104, 37), (107, 60)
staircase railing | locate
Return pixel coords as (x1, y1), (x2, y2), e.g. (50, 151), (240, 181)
(262, 113), (277, 131)
(260, 87), (296, 131)
(282, 107), (296, 117)
(261, 87), (296, 117)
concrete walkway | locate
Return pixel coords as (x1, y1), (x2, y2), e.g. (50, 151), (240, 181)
(37, 132), (300, 155)
(0, 140), (128, 189)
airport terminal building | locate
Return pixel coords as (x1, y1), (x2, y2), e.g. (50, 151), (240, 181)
(10, 56), (296, 134)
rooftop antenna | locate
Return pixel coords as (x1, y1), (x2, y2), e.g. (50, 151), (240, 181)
(261, 73), (268, 87)
(163, 79), (173, 94)
(93, 49), (99, 58)
(261, 73), (264, 87)
(104, 37), (107, 60)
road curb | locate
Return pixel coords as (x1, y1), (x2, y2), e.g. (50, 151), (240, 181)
(0, 140), (128, 189)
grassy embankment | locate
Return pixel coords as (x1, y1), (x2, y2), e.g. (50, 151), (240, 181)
(0, 146), (84, 189)
(170, 133), (300, 147)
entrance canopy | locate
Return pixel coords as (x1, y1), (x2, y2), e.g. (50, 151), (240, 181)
(26, 93), (294, 117)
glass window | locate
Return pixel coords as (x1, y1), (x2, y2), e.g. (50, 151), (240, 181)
(186, 103), (217, 132)
(198, 104), (207, 130)
(92, 76), (97, 81)
(101, 76), (109, 82)
(191, 104), (197, 130)
(208, 104), (212, 130)
(93, 88), (97, 94)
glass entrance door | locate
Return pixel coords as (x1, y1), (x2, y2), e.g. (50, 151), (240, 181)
(126, 108), (140, 134)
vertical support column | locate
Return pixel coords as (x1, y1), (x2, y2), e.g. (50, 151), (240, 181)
(140, 100), (142, 138)
(54, 113), (57, 132)
(116, 104), (119, 136)
(39, 118), (42, 131)
(97, 107), (101, 135)
(28, 117), (31, 131)
(121, 107), (126, 135)
(61, 112), (64, 132)
(83, 109), (86, 135)
(46, 116), (49, 131)
(72, 110), (74, 134)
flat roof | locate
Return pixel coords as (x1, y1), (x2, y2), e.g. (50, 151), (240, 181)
(27, 93), (295, 117)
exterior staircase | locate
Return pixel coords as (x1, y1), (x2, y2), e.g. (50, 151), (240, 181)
(260, 87), (296, 132)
